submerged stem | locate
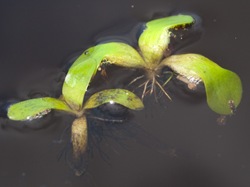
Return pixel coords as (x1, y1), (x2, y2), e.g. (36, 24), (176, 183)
(71, 116), (88, 176)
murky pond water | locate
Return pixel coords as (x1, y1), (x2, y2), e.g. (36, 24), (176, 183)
(0, 0), (250, 186)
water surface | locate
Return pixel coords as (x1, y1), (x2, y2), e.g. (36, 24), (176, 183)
(0, 0), (250, 187)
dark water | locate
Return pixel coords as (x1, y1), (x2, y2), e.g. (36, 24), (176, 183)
(0, 0), (250, 186)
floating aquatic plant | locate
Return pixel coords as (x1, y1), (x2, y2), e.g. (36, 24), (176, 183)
(74, 15), (195, 100)
(7, 57), (144, 176)
(69, 14), (242, 115)
(2, 13), (243, 176)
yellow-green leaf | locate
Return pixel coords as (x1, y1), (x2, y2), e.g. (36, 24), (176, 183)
(7, 97), (74, 121)
(63, 42), (144, 111)
(86, 42), (146, 68)
(162, 54), (243, 115)
(62, 58), (98, 111)
(139, 14), (195, 67)
(83, 89), (144, 110)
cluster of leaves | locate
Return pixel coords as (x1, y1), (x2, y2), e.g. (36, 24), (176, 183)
(5, 14), (242, 175)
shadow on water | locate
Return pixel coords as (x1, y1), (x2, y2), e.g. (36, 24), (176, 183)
(0, 0), (250, 187)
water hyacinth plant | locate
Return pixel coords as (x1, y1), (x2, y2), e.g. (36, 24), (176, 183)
(72, 15), (195, 100)
(65, 14), (242, 116)
(7, 56), (144, 175)
(2, 13), (243, 175)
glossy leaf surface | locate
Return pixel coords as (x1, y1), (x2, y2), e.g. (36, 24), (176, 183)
(62, 58), (98, 111)
(84, 89), (144, 110)
(7, 97), (74, 121)
(83, 42), (146, 68)
(162, 54), (242, 115)
(139, 15), (194, 67)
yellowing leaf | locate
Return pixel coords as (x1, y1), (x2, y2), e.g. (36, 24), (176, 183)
(83, 89), (144, 110)
(162, 54), (243, 115)
(139, 15), (195, 67)
(7, 97), (74, 121)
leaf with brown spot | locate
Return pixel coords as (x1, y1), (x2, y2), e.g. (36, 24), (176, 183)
(83, 89), (144, 110)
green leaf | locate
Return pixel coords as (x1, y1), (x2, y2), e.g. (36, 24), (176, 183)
(162, 53), (243, 115)
(138, 14), (195, 67)
(69, 47), (95, 68)
(83, 89), (144, 110)
(63, 42), (144, 111)
(7, 97), (74, 121)
(62, 58), (98, 111)
(85, 42), (146, 68)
